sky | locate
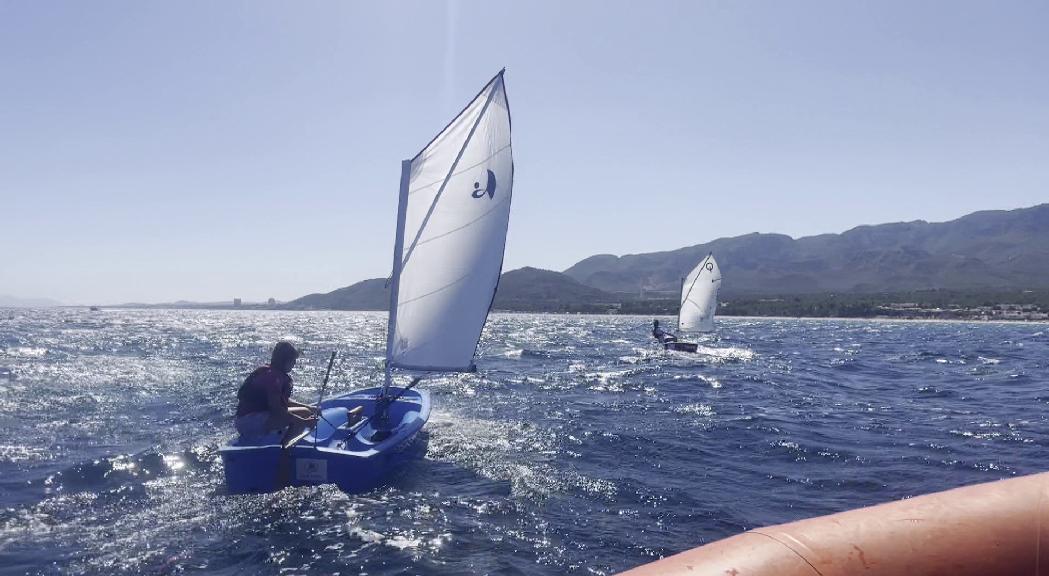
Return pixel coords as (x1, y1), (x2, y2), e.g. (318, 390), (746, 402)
(2, 1), (1047, 304)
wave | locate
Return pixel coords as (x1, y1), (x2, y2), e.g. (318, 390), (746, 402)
(3, 309), (1048, 575)
(425, 410), (617, 502)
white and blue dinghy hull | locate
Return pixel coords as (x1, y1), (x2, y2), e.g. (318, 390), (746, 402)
(220, 387), (430, 494)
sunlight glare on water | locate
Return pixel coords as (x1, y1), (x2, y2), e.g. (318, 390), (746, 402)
(1, 309), (1048, 574)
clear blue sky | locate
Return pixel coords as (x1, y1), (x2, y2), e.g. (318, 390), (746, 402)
(2, 1), (1046, 304)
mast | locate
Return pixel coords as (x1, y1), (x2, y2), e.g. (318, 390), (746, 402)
(383, 159), (412, 396)
(678, 276), (685, 331)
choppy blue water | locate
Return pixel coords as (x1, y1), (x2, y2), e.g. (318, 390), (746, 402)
(1, 310), (1047, 575)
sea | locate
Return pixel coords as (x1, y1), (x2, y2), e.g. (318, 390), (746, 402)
(1, 309), (1047, 575)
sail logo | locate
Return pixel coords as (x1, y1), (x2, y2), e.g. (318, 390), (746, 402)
(471, 169), (497, 199)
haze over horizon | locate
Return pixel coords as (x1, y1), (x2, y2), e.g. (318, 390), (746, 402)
(3, 1), (1047, 305)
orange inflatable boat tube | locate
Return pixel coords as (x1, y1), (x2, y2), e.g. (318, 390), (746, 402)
(619, 471), (1049, 576)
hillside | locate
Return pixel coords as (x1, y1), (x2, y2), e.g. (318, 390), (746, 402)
(284, 267), (615, 312)
(0, 295), (63, 308)
(283, 204), (1049, 312)
(285, 278), (389, 310)
(564, 204), (1049, 296)
(492, 267), (616, 312)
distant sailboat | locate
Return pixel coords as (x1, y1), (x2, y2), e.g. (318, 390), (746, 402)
(221, 69), (514, 494)
(658, 254), (721, 353)
(678, 253), (722, 333)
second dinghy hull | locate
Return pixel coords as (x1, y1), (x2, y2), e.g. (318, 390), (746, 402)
(665, 342), (699, 353)
(220, 386), (430, 494)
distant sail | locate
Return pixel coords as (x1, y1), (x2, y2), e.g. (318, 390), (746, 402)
(678, 254), (721, 332)
(388, 71), (513, 372)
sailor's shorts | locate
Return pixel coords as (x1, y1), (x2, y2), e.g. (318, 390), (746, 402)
(235, 412), (280, 439)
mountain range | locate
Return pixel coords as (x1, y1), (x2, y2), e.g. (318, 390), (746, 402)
(0, 295), (62, 308)
(286, 203), (1049, 311)
(565, 204), (1049, 296)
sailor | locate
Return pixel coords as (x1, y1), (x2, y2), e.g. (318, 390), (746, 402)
(652, 320), (678, 343)
(234, 341), (318, 440)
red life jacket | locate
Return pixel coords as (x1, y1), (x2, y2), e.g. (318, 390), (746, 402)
(235, 365), (292, 417)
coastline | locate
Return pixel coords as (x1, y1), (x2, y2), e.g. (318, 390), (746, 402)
(39, 306), (1049, 325)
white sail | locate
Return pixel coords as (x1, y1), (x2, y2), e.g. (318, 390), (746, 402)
(386, 70), (513, 372)
(678, 254), (721, 332)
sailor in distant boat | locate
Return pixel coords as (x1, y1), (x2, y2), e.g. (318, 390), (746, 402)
(652, 320), (678, 344)
(234, 341), (318, 440)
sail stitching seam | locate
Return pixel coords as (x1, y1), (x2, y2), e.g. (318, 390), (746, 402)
(409, 144), (511, 196)
(389, 362), (474, 372)
(416, 197), (510, 247)
(397, 270), (473, 307)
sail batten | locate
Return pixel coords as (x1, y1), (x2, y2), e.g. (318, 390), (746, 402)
(385, 70), (513, 373)
(678, 254), (721, 332)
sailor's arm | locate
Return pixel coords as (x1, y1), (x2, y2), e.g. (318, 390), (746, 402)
(287, 398), (319, 414)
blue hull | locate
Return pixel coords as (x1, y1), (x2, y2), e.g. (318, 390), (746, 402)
(220, 387), (430, 494)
